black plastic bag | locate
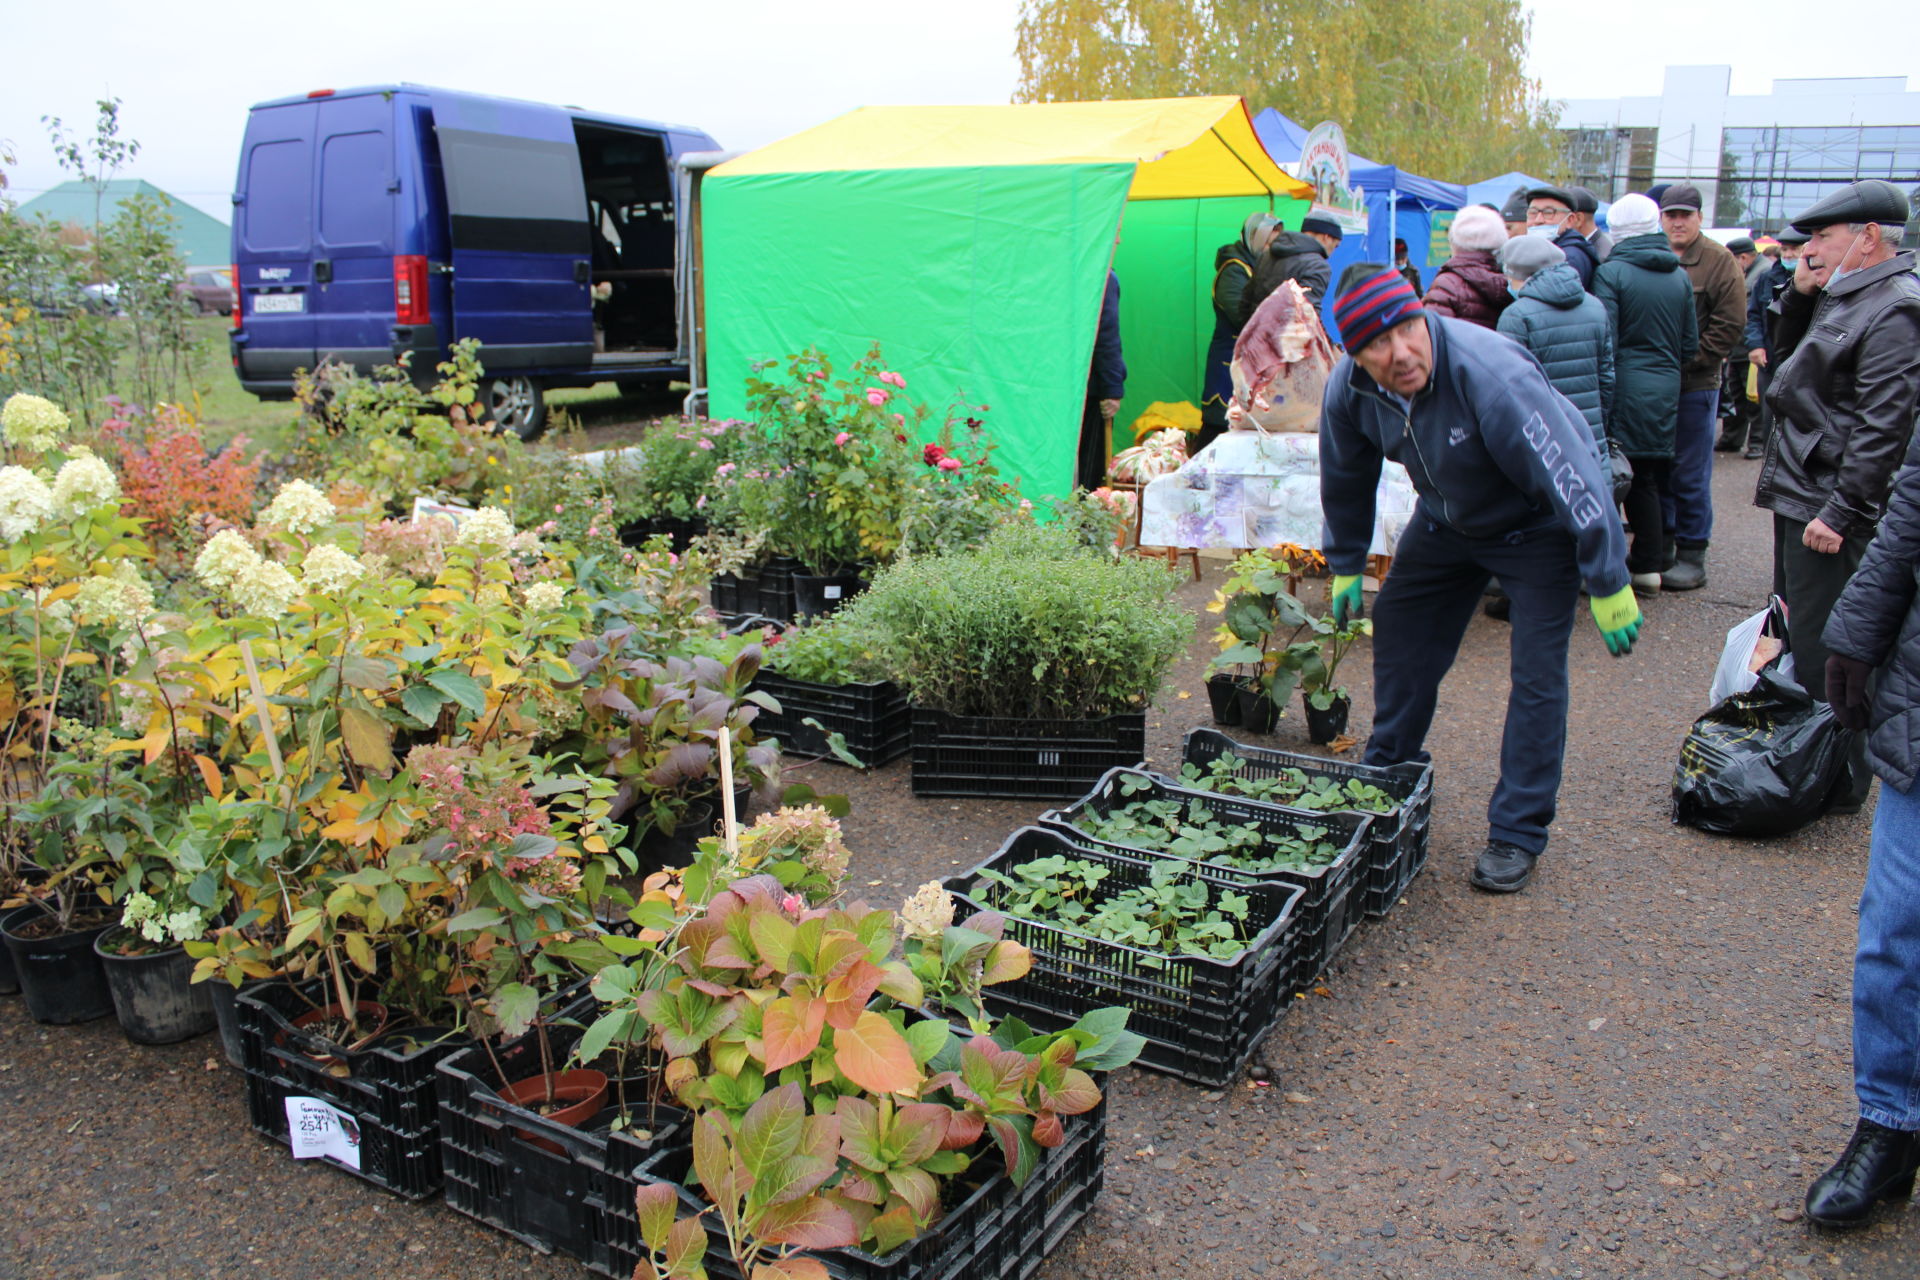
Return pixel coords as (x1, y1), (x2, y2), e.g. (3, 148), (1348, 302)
(1671, 665), (1852, 837)
(1606, 437), (1633, 508)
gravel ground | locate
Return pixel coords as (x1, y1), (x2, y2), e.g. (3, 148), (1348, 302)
(4, 453), (1916, 1280)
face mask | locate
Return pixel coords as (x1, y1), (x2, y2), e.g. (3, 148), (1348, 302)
(1825, 229), (1870, 286)
(1528, 223), (1558, 239)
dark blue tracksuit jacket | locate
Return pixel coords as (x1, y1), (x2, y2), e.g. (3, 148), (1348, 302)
(1319, 312), (1629, 598)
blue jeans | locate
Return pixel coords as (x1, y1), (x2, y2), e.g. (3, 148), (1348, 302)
(1364, 510), (1580, 855)
(1856, 776), (1920, 1130)
(1661, 388), (1719, 546)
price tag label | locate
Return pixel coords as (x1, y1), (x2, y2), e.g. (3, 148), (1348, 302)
(284, 1096), (363, 1170)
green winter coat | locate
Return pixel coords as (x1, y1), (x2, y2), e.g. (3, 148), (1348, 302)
(1592, 232), (1697, 460)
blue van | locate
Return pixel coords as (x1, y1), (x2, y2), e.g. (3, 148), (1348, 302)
(230, 84), (719, 437)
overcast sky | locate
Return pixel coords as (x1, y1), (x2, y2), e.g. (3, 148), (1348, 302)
(2, 0), (1912, 224)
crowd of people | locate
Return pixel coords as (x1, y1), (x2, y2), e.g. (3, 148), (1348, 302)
(1283, 176), (1919, 1235)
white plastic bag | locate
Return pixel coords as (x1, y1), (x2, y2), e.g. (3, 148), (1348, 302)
(1708, 597), (1795, 706)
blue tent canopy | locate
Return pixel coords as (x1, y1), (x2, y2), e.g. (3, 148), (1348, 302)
(1249, 109), (1465, 334)
(1462, 170), (1550, 213)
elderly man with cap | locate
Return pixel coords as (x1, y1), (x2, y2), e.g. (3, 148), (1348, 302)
(1525, 184), (1599, 289)
(1499, 188), (1531, 240)
(1714, 235), (1769, 454)
(1242, 214), (1342, 319)
(1755, 178), (1920, 822)
(1318, 264), (1640, 894)
(1568, 186), (1611, 262)
(1741, 226), (1809, 460)
(1658, 182), (1748, 591)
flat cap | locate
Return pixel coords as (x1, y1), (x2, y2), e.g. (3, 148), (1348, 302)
(1500, 188), (1531, 222)
(1645, 183), (1671, 209)
(1567, 185), (1600, 215)
(1726, 236), (1757, 256)
(1789, 179), (1911, 232)
(1660, 183), (1704, 213)
(1300, 214), (1345, 241)
(1774, 225), (1812, 246)
(1525, 184), (1576, 210)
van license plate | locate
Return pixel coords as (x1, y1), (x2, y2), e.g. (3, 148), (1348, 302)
(253, 293), (304, 314)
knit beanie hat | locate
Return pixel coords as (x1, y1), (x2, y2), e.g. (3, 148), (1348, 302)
(1449, 205), (1508, 253)
(1608, 193), (1659, 239)
(1497, 234), (1566, 281)
(1333, 266), (1425, 353)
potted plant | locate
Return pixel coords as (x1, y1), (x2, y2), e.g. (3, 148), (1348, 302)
(1298, 613), (1371, 744)
(95, 870), (219, 1045)
(851, 522), (1191, 798)
(1206, 548), (1315, 734)
(755, 613), (910, 767)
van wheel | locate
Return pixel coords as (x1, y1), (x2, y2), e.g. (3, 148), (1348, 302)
(485, 376), (546, 441)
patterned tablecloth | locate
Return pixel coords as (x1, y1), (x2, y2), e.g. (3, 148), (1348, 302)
(1138, 429), (1417, 555)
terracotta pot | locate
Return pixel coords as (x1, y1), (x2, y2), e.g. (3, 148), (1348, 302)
(499, 1067), (611, 1154)
(281, 1000), (392, 1070)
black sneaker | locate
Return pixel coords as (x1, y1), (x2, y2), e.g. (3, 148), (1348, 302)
(1470, 841), (1538, 893)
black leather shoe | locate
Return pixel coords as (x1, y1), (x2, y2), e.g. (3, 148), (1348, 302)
(1714, 428), (1745, 452)
(1805, 1118), (1920, 1228)
(1470, 841), (1538, 893)
(1743, 444), (1765, 460)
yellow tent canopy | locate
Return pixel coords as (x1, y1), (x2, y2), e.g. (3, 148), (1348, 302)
(711, 97), (1311, 202)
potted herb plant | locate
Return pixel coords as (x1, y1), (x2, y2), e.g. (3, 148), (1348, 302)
(1206, 548), (1314, 734)
(1298, 613), (1371, 744)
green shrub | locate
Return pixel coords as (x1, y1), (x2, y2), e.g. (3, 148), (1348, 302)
(763, 613), (892, 686)
(848, 528), (1191, 720)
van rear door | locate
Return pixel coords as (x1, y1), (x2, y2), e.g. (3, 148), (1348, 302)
(430, 97), (593, 371)
(234, 102), (318, 385)
(310, 94), (398, 370)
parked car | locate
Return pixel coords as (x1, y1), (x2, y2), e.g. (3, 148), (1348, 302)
(229, 84), (721, 438)
(175, 267), (234, 316)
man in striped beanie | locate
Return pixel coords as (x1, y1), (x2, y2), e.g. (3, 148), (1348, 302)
(1319, 264), (1641, 894)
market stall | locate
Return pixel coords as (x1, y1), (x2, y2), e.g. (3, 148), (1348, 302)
(699, 98), (1312, 498)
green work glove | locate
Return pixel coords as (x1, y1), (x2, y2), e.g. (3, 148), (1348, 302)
(1591, 585), (1642, 657)
(1330, 574), (1364, 626)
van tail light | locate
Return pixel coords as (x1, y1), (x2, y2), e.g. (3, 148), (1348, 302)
(230, 264), (242, 330)
(394, 255), (430, 325)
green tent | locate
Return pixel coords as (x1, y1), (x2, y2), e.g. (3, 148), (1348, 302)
(14, 179), (231, 267)
(701, 99), (1310, 498)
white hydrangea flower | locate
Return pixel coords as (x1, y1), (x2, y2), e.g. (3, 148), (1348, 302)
(300, 543), (366, 595)
(164, 909), (205, 944)
(194, 530), (261, 591)
(73, 562), (156, 626)
(0, 465), (54, 539)
(230, 559), (300, 619)
(358, 551), (392, 579)
(524, 580), (567, 612)
(899, 881), (956, 943)
(455, 505), (515, 549)
(49, 447), (120, 516)
(1, 393), (69, 451)
(259, 479), (336, 536)
(35, 595), (74, 637)
(121, 890), (159, 941)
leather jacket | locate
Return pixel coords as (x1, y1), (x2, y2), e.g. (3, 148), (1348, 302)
(1755, 251), (1920, 538)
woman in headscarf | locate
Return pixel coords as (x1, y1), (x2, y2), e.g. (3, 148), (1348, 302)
(1198, 211), (1279, 452)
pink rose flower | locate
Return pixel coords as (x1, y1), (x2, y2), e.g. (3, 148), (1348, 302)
(834, 431), (851, 446)
(696, 438), (714, 450)
(937, 455), (962, 472)
(879, 371), (906, 389)
(865, 388), (890, 407)
(892, 414), (906, 428)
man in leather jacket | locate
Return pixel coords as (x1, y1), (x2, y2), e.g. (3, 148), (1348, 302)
(1755, 178), (1920, 812)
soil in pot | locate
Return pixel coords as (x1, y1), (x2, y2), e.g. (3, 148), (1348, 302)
(499, 1068), (611, 1155)
(1205, 673), (1246, 726)
(1303, 695), (1351, 745)
(94, 930), (216, 1044)
(1234, 684), (1283, 734)
(1, 904), (116, 1024)
(791, 570), (864, 620)
(280, 1001), (393, 1074)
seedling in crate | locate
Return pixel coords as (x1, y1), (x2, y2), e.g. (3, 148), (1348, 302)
(980, 857), (1255, 969)
(1175, 753), (1396, 813)
(1073, 785), (1343, 875)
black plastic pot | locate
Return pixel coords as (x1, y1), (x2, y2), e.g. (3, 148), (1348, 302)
(1235, 685), (1283, 734)
(94, 931), (216, 1044)
(790, 570), (863, 620)
(1, 904), (115, 1024)
(632, 786), (752, 877)
(0, 918), (17, 996)
(1303, 695), (1351, 745)
(1205, 674), (1246, 726)
(208, 974), (275, 1067)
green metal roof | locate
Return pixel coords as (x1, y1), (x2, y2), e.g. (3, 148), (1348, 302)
(14, 179), (230, 266)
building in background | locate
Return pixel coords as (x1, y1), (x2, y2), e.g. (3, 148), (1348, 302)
(1558, 65), (1920, 242)
(13, 178), (231, 266)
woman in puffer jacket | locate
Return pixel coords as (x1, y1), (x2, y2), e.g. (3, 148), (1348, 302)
(1496, 234), (1614, 450)
(1422, 205), (1513, 329)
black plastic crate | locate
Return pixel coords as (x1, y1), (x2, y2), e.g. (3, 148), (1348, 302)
(755, 670), (913, 767)
(1038, 766), (1372, 992)
(1181, 728), (1435, 918)
(614, 1096), (1105, 1280)
(236, 980), (475, 1199)
(909, 709), (1146, 800)
(436, 1010), (686, 1268)
(944, 827), (1303, 1087)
